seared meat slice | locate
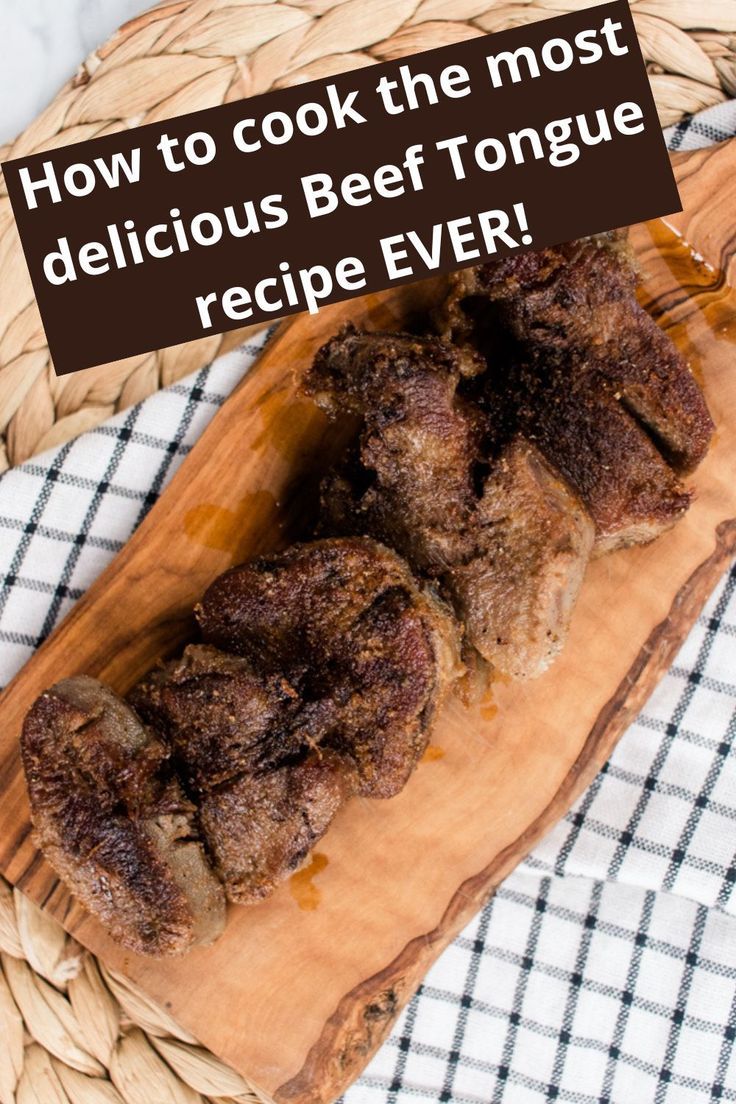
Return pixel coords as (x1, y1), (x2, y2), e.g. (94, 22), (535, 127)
(197, 749), (352, 904)
(304, 329), (593, 678)
(130, 645), (303, 791)
(442, 231), (714, 475)
(305, 327), (486, 573)
(21, 676), (225, 957)
(25, 538), (460, 918)
(196, 537), (463, 797)
(130, 645), (356, 903)
(451, 438), (593, 677)
(511, 366), (691, 553)
(441, 232), (635, 350)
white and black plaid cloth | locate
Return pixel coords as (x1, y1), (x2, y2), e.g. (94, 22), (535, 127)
(1, 100), (735, 1103)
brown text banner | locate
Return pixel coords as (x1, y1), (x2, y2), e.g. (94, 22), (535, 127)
(2, 0), (679, 375)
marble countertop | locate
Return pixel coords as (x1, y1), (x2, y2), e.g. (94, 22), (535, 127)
(0, 0), (149, 145)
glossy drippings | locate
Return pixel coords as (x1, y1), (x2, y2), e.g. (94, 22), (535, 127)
(480, 699), (498, 723)
(290, 853), (329, 911)
(636, 219), (736, 388)
(183, 491), (280, 560)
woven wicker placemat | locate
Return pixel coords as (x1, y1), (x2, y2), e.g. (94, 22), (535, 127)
(0, 2), (736, 1101)
(0, 876), (260, 1103)
(0, 0), (735, 470)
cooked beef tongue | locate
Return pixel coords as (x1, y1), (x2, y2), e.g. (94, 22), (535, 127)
(130, 644), (358, 904)
(195, 537), (463, 798)
(441, 232), (714, 475)
(194, 747), (353, 904)
(304, 328), (593, 678)
(130, 645), (304, 791)
(304, 326), (486, 574)
(509, 364), (692, 553)
(21, 676), (225, 957)
(443, 232), (715, 474)
(451, 437), (593, 678)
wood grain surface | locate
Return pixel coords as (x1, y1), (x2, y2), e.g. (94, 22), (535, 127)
(0, 141), (735, 1104)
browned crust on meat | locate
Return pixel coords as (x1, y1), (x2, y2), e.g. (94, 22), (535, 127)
(195, 538), (463, 800)
(305, 328), (486, 574)
(199, 749), (354, 904)
(21, 677), (225, 956)
(510, 367), (692, 553)
(443, 233), (714, 475)
(304, 330), (594, 677)
(130, 645), (302, 792)
(450, 438), (594, 677)
(130, 644), (357, 903)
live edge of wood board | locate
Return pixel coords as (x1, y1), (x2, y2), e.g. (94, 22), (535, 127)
(1, 142), (735, 1104)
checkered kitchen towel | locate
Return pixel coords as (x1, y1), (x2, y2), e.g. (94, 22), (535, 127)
(2, 100), (736, 1104)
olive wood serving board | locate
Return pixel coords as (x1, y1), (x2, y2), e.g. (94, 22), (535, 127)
(1, 141), (736, 1104)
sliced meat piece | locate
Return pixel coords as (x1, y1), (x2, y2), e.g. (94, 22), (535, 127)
(304, 329), (593, 677)
(21, 676), (225, 957)
(450, 437), (594, 678)
(130, 644), (357, 903)
(305, 326), (486, 573)
(196, 537), (463, 796)
(441, 232), (636, 352)
(129, 645), (302, 791)
(599, 317), (713, 474)
(200, 749), (353, 904)
(443, 232), (714, 474)
(512, 367), (691, 553)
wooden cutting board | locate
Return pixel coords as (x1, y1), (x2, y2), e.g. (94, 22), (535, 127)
(1, 140), (735, 1104)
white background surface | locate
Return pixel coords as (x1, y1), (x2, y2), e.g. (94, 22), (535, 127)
(0, 0), (149, 145)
